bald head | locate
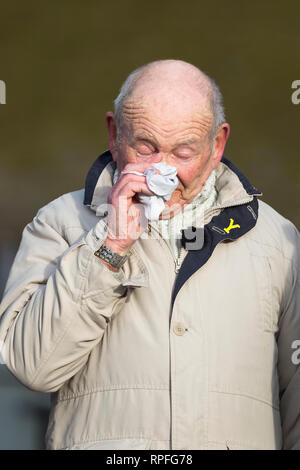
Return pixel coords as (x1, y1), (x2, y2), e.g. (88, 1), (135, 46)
(106, 60), (230, 207)
(114, 60), (225, 141)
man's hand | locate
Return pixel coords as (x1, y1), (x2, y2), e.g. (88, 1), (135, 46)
(103, 162), (156, 258)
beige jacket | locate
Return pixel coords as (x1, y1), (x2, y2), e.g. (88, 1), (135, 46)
(0, 151), (299, 450)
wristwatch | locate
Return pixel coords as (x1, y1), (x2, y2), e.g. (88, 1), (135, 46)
(94, 244), (128, 269)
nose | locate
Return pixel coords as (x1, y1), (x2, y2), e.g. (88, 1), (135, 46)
(148, 153), (162, 164)
(148, 153), (175, 167)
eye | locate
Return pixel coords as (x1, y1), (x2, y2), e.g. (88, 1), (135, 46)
(136, 141), (156, 156)
(173, 146), (195, 158)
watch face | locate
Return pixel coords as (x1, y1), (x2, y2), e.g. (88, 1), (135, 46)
(95, 244), (127, 268)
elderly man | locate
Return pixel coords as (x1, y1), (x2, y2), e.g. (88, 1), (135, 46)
(0, 60), (299, 450)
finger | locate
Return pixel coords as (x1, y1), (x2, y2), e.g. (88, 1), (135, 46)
(112, 172), (147, 194)
(121, 162), (160, 174)
(114, 181), (155, 202)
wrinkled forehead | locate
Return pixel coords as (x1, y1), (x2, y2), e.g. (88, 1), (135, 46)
(121, 88), (214, 138)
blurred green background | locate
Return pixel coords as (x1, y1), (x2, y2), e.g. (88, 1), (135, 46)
(0, 0), (299, 449)
(0, 0), (300, 253)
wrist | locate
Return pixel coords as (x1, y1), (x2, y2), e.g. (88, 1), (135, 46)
(94, 241), (129, 271)
(103, 237), (131, 256)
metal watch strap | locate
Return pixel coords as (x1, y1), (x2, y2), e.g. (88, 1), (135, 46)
(94, 244), (128, 269)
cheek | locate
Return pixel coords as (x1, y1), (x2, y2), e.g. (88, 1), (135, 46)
(177, 165), (201, 187)
(116, 146), (137, 169)
(176, 153), (212, 187)
(125, 146), (139, 162)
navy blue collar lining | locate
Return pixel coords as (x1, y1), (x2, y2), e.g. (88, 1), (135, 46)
(83, 150), (113, 206)
(171, 196), (259, 308)
(220, 156), (261, 196)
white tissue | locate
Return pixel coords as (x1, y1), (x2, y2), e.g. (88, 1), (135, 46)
(119, 162), (179, 220)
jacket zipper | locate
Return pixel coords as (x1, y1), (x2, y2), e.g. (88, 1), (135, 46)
(175, 246), (186, 273)
(147, 223), (184, 273)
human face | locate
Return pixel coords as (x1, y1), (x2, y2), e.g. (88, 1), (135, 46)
(106, 96), (229, 214)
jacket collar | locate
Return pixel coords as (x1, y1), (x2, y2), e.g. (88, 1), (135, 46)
(83, 150), (262, 212)
(84, 151), (263, 307)
(83, 150), (115, 210)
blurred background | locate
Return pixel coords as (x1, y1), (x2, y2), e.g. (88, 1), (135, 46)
(0, 0), (299, 449)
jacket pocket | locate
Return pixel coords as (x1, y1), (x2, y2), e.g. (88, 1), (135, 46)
(67, 438), (152, 450)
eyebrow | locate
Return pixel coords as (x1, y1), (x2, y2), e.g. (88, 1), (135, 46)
(132, 134), (199, 148)
(173, 138), (198, 147)
(132, 133), (159, 147)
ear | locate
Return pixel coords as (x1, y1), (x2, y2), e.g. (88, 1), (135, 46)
(105, 111), (118, 161)
(211, 123), (230, 168)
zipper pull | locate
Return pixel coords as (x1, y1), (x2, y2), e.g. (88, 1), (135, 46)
(175, 246), (185, 273)
(175, 258), (181, 274)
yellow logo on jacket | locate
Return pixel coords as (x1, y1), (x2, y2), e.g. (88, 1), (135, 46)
(224, 218), (240, 234)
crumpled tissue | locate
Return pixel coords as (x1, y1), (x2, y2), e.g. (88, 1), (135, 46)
(117, 162), (179, 220)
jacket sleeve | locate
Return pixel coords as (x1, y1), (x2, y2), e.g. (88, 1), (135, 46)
(0, 207), (147, 393)
(277, 222), (300, 449)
